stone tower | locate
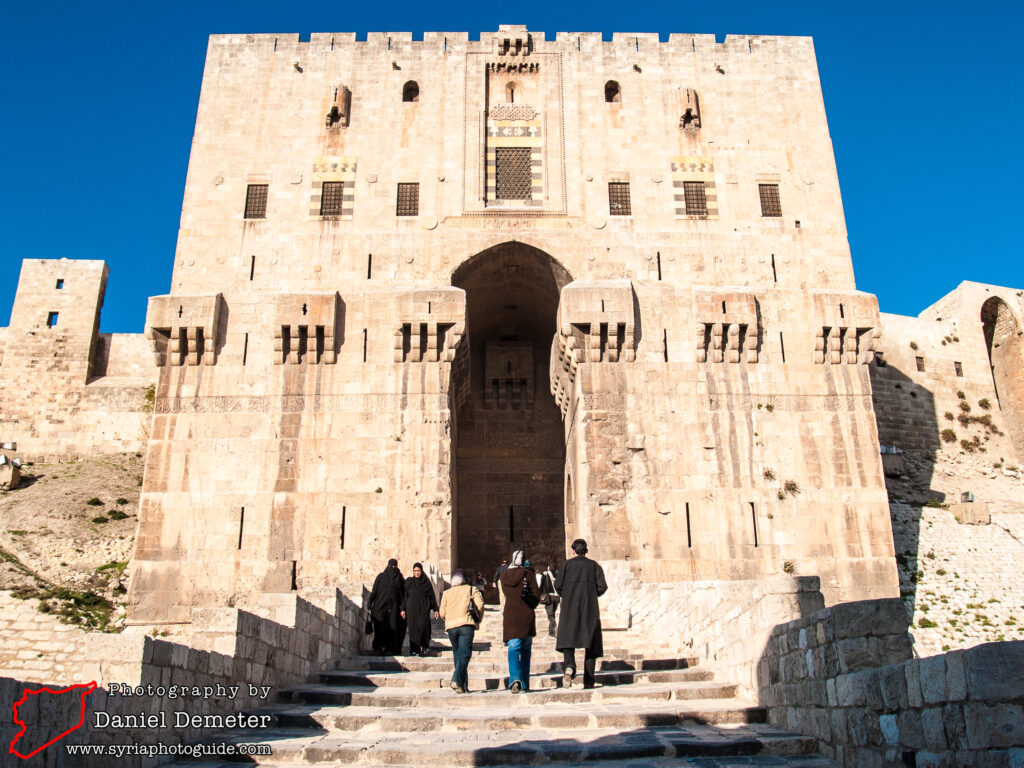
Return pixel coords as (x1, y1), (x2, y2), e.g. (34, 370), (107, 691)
(127, 26), (899, 622)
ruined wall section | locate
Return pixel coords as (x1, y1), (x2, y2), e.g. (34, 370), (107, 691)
(873, 282), (1023, 463)
(0, 260), (154, 460)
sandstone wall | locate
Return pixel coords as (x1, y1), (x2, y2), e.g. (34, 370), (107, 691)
(0, 587), (363, 767)
(873, 282), (1024, 463)
(759, 599), (1024, 767)
(0, 260), (155, 461)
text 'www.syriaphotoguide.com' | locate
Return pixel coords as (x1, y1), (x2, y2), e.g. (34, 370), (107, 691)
(64, 742), (272, 758)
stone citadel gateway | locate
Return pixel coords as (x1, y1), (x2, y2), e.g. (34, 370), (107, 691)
(2, 26), (1023, 628)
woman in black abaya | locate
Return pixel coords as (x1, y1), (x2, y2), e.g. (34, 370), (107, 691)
(402, 562), (439, 656)
(368, 558), (406, 655)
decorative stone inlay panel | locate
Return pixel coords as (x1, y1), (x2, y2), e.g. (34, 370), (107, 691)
(488, 103), (538, 121)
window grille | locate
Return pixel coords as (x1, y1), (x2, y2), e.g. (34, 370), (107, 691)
(320, 182), (344, 216)
(916, 356), (926, 372)
(608, 182), (631, 215)
(495, 148), (532, 200)
(244, 184), (268, 219)
(759, 184), (782, 217)
(396, 183), (419, 216)
(683, 181), (708, 216)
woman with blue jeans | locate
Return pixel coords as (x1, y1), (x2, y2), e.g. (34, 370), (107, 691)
(499, 550), (542, 693)
(438, 569), (484, 693)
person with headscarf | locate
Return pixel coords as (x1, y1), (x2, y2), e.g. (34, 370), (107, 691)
(499, 550), (541, 693)
(556, 539), (607, 689)
(367, 558), (406, 655)
(402, 562), (439, 656)
(438, 569), (485, 693)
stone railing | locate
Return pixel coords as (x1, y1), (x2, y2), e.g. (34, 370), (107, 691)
(0, 586), (364, 767)
(758, 598), (1024, 766)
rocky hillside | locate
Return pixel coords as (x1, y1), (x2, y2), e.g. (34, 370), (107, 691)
(0, 452), (142, 631)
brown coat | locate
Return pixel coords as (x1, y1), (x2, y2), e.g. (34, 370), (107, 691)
(499, 566), (541, 642)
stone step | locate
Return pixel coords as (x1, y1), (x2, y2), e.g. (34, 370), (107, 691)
(256, 698), (770, 733)
(178, 758), (841, 768)
(280, 680), (740, 708)
(181, 723), (825, 766)
(319, 666), (714, 690)
(335, 655), (700, 673)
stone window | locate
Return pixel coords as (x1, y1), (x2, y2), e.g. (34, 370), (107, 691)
(955, 361), (963, 377)
(402, 81), (419, 102)
(396, 183), (419, 216)
(916, 356), (925, 372)
(683, 181), (708, 216)
(759, 184), (782, 217)
(55, 279), (64, 289)
(46, 311), (58, 328)
(608, 182), (631, 215)
(320, 182), (344, 216)
(604, 80), (621, 103)
(244, 184), (268, 219)
(495, 148), (532, 200)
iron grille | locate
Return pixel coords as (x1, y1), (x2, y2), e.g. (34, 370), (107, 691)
(244, 184), (268, 219)
(495, 147), (533, 200)
(759, 184), (782, 217)
(320, 182), (344, 216)
(396, 183), (419, 216)
(683, 181), (708, 216)
(608, 182), (631, 215)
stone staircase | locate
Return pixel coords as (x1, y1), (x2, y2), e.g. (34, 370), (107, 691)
(172, 606), (841, 767)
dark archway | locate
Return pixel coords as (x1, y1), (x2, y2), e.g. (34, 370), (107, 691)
(450, 242), (571, 583)
(981, 297), (1024, 462)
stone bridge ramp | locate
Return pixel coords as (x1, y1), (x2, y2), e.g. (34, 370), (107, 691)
(170, 607), (840, 767)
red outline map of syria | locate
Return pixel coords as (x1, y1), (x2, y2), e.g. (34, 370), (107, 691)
(8, 681), (97, 759)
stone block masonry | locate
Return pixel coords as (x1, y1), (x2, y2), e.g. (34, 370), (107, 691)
(759, 598), (1024, 766)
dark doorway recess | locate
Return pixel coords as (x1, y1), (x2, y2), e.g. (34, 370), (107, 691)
(450, 242), (572, 581)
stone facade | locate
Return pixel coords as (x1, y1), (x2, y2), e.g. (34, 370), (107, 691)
(1, 26), (1022, 628)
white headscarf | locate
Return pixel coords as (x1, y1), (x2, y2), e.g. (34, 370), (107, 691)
(450, 570), (466, 586)
(511, 550), (524, 567)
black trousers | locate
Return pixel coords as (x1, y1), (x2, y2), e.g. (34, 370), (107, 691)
(562, 648), (598, 687)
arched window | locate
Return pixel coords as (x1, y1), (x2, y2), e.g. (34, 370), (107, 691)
(505, 80), (520, 104)
(604, 80), (621, 103)
(402, 81), (419, 103)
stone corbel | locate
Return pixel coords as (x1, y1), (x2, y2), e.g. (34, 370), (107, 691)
(146, 294), (223, 366)
(273, 293), (340, 365)
(393, 288), (467, 363)
(810, 292), (881, 365)
(553, 279), (638, 365)
(694, 290), (759, 363)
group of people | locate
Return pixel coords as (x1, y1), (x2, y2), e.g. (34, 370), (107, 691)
(366, 539), (607, 694)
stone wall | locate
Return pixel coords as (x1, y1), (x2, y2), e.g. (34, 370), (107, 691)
(0, 587), (363, 767)
(0, 259), (155, 461)
(759, 598), (1024, 767)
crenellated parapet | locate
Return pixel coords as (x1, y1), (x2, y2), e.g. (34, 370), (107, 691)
(810, 292), (880, 365)
(393, 288), (467, 364)
(273, 292), (340, 365)
(146, 294), (223, 366)
(694, 289), (760, 363)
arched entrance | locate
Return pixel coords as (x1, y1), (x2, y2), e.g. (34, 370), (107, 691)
(981, 297), (1024, 461)
(450, 242), (571, 580)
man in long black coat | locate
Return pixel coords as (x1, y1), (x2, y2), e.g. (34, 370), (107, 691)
(555, 539), (607, 689)
(368, 558), (406, 655)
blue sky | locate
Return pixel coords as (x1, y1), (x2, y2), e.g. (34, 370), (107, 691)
(1, 1), (1020, 332)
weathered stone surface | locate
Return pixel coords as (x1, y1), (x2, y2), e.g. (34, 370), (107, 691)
(965, 642), (1024, 702)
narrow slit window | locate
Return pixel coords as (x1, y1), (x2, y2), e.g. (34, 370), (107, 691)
(683, 181), (708, 216)
(954, 361), (963, 377)
(249, 255), (255, 281)
(55, 279), (64, 290)
(238, 507), (245, 550)
(685, 502), (692, 548)
(340, 506), (346, 549)
(916, 356), (926, 373)
(608, 182), (631, 215)
(242, 333), (249, 366)
(244, 184), (268, 219)
(46, 311), (59, 328)
(759, 184), (782, 217)
(770, 254), (777, 282)
(779, 332), (786, 363)
(396, 183), (419, 216)
(320, 181), (344, 216)
(750, 502), (758, 547)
